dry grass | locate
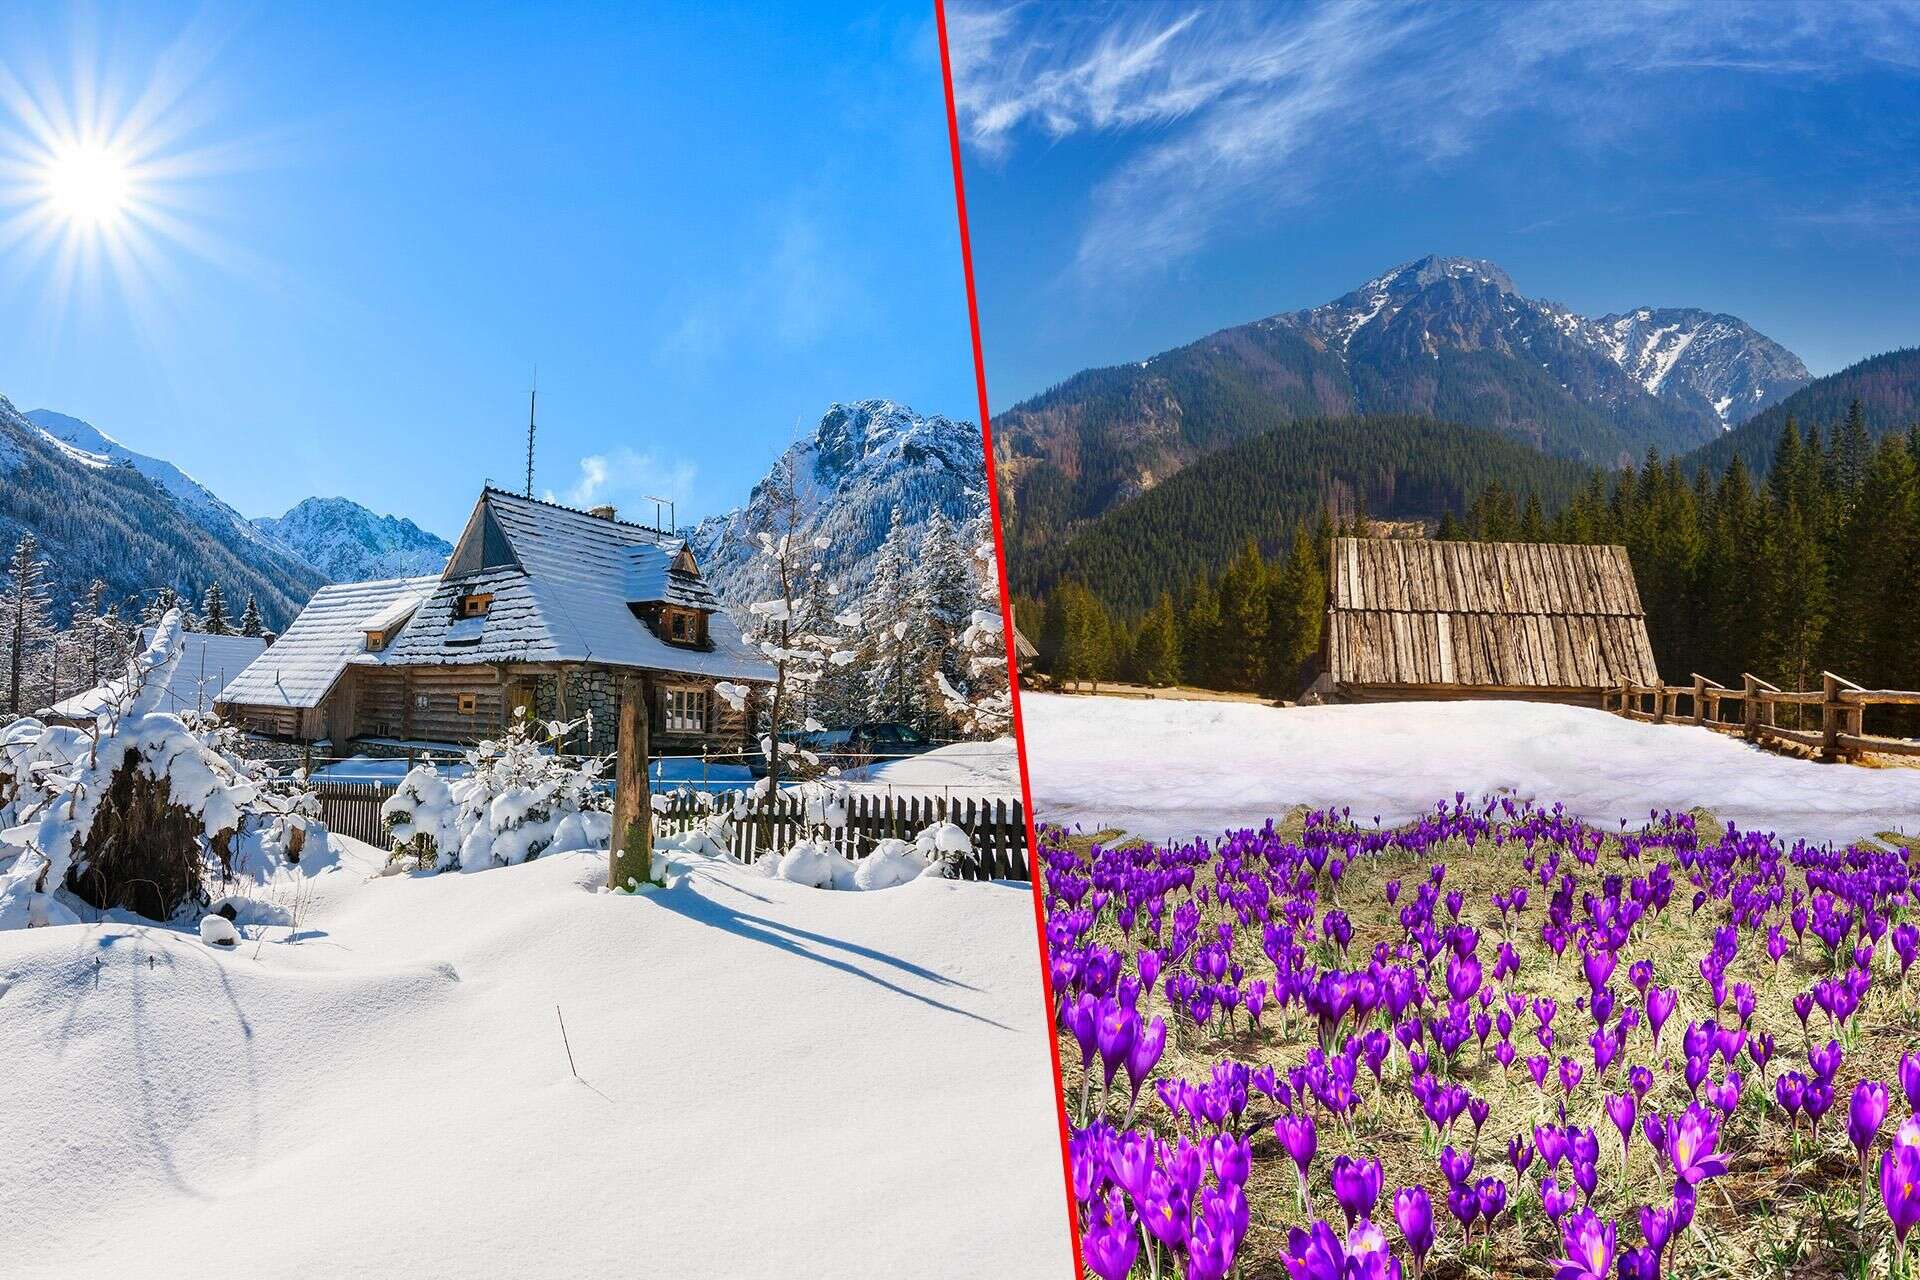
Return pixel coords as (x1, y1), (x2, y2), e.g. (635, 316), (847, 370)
(1048, 810), (1920, 1280)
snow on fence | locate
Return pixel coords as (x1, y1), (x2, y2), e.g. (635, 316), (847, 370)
(652, 791), (1031, 881)
(1608, 671), (1920, 761)
(313, 780), (1031, 881)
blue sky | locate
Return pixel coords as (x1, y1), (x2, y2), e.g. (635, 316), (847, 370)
(0, 1), (974, 539)
(949, 0), (1920, 406)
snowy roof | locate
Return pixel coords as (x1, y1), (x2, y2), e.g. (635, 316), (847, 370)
(41, 629), (268, 721)
(622, 543), (720, 610)
(361, 591), (423, 635)
(1326, 538), (1658, 690)
(218, 576), (439, 709)
(369, 490), (773, 682)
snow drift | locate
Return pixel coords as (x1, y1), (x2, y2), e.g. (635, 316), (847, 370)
(0, 835), (1069, 1280)
(1021, 693), (1920, 847)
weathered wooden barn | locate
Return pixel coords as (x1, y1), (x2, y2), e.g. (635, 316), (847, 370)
(1320, 537), (1658, 706)
(216, 489), (774, 756)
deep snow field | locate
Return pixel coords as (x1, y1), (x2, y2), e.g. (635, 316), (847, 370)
(0, 837), (1070, 1279)
(1022, 693), (1920, 846)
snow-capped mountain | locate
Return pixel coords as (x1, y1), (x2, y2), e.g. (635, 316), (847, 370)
(688, 400), (986, 610)
(0, 399), (325, 627)
(1277, 256), (1807, 435)
(24, 409), (288, 551)
(253, 497), (451, 583)
(1593, 307), (1808, 427)
(992, 254), (1812, 568)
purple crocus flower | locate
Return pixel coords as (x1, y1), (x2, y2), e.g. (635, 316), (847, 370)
(1330, 1154), (1383, 1228)
(1666, 1104), (1729, 1186)
(1081, 1190), (1139, 1280)
(1281, 1220), (1345, 1280)
(1902, 1052), (1920, 1114)
(1394, 1184), (1433, 1279)
(1605, 1093), (1636, 1168)
(1852, 1080), (1892, 1162)
(1475, 1176), (1507, 1229)
(1645, 987), (1677, 1049)
(1883, 1143), (1920, 1259)
(1551, 1207), (1616, 1280)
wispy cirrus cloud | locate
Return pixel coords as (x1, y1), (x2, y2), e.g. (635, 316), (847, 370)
(949, 0), (1920, 277)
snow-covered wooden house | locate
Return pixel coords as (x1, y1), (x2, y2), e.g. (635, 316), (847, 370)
(1320, 536), (1658, 706)
(216, 489), (774, 756)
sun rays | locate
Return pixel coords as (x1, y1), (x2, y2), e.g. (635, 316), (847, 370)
(0, 19), (250, 331)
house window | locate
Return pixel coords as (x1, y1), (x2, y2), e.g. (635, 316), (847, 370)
(662, 688), (708, 734)
(670, 613), (688, 641)
(457, 692), (478, 715)
(460, 594), (493, 618)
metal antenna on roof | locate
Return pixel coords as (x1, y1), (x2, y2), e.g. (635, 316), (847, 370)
(525, 370), (538, 498)
(641, 495), (676, 534)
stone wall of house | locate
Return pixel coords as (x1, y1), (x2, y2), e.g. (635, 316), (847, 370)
(529, 668), (623, 757)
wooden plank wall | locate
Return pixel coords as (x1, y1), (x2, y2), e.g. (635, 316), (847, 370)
(1327, 538), (1658, 691)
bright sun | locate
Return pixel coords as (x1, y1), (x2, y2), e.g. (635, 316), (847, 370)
(45, 143), (131, 227)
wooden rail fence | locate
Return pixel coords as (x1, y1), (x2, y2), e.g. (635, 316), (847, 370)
(1606, 671), (1920, 762)
(312, 780), (1031, 881)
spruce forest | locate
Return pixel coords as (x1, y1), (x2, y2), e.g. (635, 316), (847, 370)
(1025, 402), (1920, 711)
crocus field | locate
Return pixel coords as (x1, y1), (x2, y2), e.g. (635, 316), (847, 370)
(1041, 797), (1920, 1280)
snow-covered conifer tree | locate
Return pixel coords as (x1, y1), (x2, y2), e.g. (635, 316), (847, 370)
(238, 594), (264, 638)
(0, 535), (55, 715)
(935, 516), (1012, 738)
(200, 582), (232, 635)
(861, 509), (934, 728)
(913, 510), (973, 691)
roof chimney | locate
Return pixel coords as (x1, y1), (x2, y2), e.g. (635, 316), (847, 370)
(588, 504), (617, 521)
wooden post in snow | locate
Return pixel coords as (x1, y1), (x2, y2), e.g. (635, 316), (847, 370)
(609, 673), (654, 890)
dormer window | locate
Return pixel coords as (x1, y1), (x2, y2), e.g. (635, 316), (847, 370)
(459, 593), (493, 618)
(671, 614), (688, 641)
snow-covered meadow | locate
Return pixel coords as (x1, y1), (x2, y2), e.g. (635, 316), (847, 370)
(1021, 693), (1920, 846)
(0, 833), (1070, 1280)
(0, 622), (1068, 1278)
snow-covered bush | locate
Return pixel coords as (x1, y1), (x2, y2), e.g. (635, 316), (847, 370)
(852, 838), (932, 890)
(380, 709), (610, 874)
(775, 838), (860, 890)
(0, 611), (323, 926)
(0, 717), (88, 825)
(380, 765), (462, 871)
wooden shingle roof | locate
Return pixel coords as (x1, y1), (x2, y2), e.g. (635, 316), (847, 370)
(1326, 538), (1658, 690)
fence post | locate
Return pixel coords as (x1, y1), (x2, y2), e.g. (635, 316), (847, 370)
(1821, 671), (1866, 763)
(1653, 680), (1668, 724)
(1691, 674), (1706, 726)
(1742, 673), (1759, 741)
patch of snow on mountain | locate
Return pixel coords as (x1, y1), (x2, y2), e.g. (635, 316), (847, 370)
(688, 399), (986, 613)
(24, 409), (278, 549)
(252, 497), (452, 583)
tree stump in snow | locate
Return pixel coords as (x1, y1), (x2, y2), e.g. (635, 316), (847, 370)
(608, 674), (653, 890)
(67, 748), (211, 920)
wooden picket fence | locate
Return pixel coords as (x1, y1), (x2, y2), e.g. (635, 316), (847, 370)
(1607, 671), (1920, 761)
(313, 780), (398, 847)
(652, 791), (1031, 881)
(313, 779), (1031, 881)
